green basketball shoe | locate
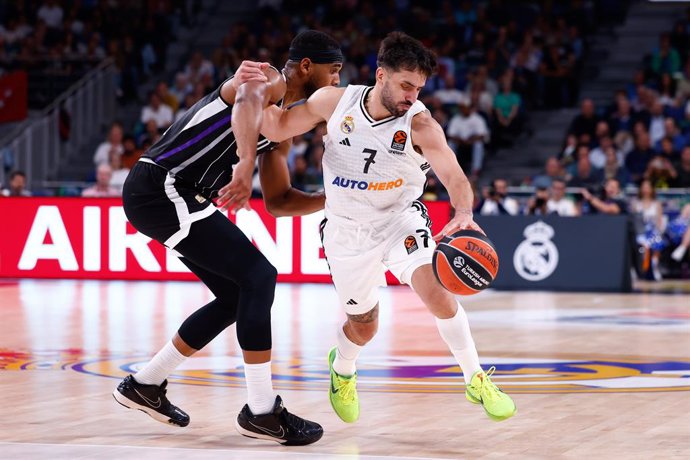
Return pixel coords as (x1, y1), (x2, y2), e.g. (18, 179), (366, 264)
(465, 367), (517, 421)
(328, 347), (360, 423)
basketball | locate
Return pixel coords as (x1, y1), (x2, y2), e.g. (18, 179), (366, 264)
(432, 230), (499, 295)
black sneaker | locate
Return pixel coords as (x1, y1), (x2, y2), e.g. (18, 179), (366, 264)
(235, 395), (323, 446)
(112, 375), (190, 427)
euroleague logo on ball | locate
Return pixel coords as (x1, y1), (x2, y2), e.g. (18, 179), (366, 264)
(432, 230), (499, 295)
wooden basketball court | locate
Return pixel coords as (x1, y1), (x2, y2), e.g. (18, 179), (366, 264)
(1, 279), (688, 459)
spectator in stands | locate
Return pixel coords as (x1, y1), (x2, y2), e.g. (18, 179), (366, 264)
(467, 65), (497, 99)
(446, 95), (490, 177)
(568, 98), (599, 140)
(614, 130), (635, 157)
(155, 80), (180, 113)
(120, 135), (142, 170)
(286, 135), (308, 171)
(82, 164), (119, 197)
(184, 51), (214, 87)
(290, 155), (309, 192)
(37, 0), (63, 30)
(169, 72), (191, 106)
(511, 32), (541, 104)
(580, 178), (627, 215)
(650, 33), (681, 77)
(648, 99), (667, 146)
(539, 42), (576, 108)
(631, 179), (666, 280)
(525, 187), (550, 215)
(568, 155), (604, 189)
(547, 179), (578, 216)
(625, 131), (655, 184)
(532, 156), (563, 189)
(662, 118), (686, 152)
(140, 120), (162, 147)
(1, 170), (31, 197)
(608, 96), (637, 135)
(670, 205), (690, 262)
(304, 144), (325, 191)
(658, 73), (678, 107)
(108, 150), (130, 195)
(140, 91), (173, 130)
(673, 146), (690, 187)
(603, 145), (631, 186)
(433, 74), (464, 106)
(493, 71), (523, 145)
(560, 134), (578, 165)
(93, 122), (124, 167)
(657, 136), (680, 163)
(644, 155), (678, 189)
(589, 136), (615, 169)
(476, 179), (519, 215)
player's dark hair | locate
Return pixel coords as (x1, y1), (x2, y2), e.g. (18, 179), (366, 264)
(288, 30), (342, 63)
(377, 31), (437, 78)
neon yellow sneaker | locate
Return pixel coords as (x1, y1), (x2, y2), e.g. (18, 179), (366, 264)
(465, 367), (516, 421)
(328, 347), (359, 423)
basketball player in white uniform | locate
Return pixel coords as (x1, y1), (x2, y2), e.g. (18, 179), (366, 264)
(258, 32), (516, 423)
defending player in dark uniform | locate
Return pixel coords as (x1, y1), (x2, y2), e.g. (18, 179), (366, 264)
(112, 30), (342, 446)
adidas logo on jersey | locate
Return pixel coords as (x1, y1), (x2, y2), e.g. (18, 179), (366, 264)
(346, 299), (358, 305)
(339, 138), (351, 146)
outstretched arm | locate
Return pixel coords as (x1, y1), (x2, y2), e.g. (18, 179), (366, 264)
(259, 142), (325, 216)
(411, 112), (482, 240)
(216, 65), (286, 210)
(261, 86), (344, 143)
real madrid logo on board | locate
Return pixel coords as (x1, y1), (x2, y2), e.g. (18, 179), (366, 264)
(340, 115), (355, 134)
(513, 221), (559, 281)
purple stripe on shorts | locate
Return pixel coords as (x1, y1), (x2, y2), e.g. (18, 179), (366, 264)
(155, 114), (232, 161)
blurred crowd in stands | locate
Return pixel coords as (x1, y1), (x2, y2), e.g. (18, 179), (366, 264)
(1, 0), (689, 277)
(0, 0), (198, 103)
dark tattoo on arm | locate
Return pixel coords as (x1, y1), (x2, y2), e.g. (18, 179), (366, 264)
(347, 305), (379, 323)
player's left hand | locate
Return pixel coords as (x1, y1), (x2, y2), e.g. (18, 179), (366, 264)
(217, 159), (255, 212)
(432, 212), (485, 242)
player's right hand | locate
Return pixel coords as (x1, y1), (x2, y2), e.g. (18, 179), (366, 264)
(231, 61), (270, 89)
(217, 159), (255, 212)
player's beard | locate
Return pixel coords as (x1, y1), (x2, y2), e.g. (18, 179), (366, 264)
(381, 81), (412, 117)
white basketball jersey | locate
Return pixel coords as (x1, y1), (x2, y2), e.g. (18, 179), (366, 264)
(323, 85), (430, 223)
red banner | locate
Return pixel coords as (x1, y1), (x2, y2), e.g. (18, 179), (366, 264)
(0, 198), (451, 282)
(0, 71), (28, 123)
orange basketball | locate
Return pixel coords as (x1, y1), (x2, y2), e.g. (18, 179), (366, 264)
(432, 230), (499, 295)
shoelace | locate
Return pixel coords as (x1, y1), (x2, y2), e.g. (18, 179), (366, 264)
(479, 366), (503, 402)
(335, 374), (357, 405)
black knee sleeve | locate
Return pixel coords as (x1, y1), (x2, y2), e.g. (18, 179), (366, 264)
(177, 297), (238, 350)
(235, 259), (277, 351)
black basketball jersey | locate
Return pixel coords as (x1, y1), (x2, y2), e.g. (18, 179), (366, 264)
(143, 77), (279, 199)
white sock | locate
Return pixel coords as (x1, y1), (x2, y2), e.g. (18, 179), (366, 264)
(134, 340), (187, 386)
(244, 361), (275, 415)
(435, 303), (482, 385)
(333, 326), (362, 377)
(671, 245), (687, 262)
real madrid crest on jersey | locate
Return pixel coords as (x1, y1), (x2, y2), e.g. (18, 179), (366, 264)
(340, 115), (355, 134)
(513, 221), (559, 281)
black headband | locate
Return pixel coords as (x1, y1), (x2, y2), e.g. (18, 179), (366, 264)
(288, 46), (344, 64)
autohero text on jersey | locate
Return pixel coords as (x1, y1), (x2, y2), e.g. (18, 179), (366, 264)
(331, 176), (404, 191)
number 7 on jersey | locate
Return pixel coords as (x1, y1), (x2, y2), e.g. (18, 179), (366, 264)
(363, 148), (377, 174)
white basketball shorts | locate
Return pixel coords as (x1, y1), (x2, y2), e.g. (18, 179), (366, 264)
(320, 200), (435, 315)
